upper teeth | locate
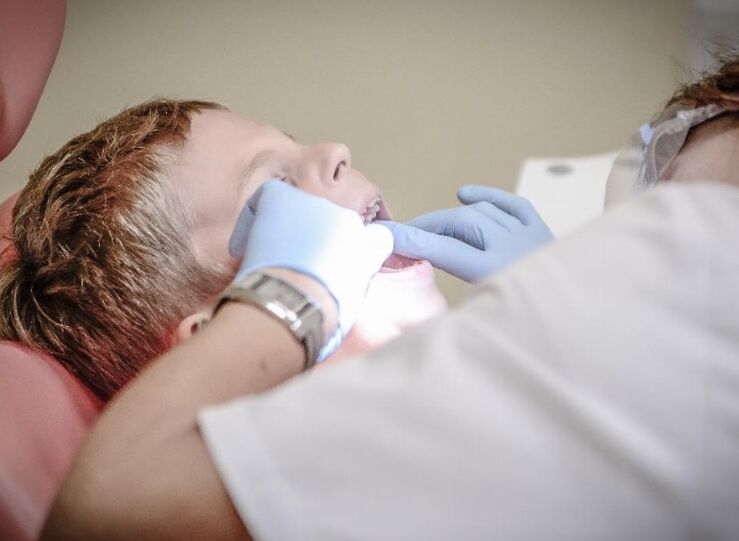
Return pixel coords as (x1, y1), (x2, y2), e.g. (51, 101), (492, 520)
(362, 199), (381, 224)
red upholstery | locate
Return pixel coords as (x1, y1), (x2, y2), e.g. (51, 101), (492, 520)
(1, 3), (93, 536)
(0, 193), (101, 541)
(0, 0), (67, 161)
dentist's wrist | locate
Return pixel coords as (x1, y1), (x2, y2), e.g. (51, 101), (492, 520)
(253, 267), (339, 343)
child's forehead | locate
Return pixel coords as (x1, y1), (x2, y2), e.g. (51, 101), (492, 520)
(187, 110), (292, 151)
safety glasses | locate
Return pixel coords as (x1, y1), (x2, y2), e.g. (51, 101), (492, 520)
(608, 104), (727, 197)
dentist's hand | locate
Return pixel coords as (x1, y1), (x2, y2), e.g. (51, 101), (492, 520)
(378, 185), (553, 282)
(229, 180), (393, 360)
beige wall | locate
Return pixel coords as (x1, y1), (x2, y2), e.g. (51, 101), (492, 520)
(0, 0), (689, 303)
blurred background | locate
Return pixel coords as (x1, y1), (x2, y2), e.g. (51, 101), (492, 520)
(1, 0), (737, 303)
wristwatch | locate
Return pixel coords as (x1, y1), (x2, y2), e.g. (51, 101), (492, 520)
(213, 272), (325, 369)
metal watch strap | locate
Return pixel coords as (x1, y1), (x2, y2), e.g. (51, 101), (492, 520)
(214, 273), (324, 369)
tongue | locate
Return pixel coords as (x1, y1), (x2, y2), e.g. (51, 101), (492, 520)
(381, 253), (420, 271)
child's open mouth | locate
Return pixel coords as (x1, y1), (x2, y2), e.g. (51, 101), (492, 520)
(359, 197), (422, 272)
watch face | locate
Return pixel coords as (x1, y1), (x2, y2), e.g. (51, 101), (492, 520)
(225, 273), (323, 368)
(263, 279), (303, 307)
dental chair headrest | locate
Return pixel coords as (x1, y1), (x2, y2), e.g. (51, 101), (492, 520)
(0, 0), (66, 161)
(0, 189), (101, 541)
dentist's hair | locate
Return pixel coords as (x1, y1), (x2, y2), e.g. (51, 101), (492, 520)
(666, 53), (739, 112)
(660, 54), (739, 187)
(0, 99), (231, 401)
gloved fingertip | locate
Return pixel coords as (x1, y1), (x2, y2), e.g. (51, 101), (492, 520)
(231, 180), (288, 257)
(374, 220), (402, 236)
(366, 222), (395, 256)
(248, 178), (290, 209)
(457, 184), (493, 203)
(228, 233), (245, 258)
(262, 178), (286, 191)
(229, 206), (256, 258)
(457, 183), (481, 194)
(245, 193), (260, 216)
(456, 184), (477, 203)
(375, 220), (420, 247)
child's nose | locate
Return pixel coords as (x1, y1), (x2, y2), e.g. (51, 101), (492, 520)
(311, 143), (352, 187)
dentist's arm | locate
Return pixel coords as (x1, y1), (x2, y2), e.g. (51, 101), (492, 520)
(43, 297), (310, 541)
(379, 185), (554, 282)
(42, 182), (393, 541)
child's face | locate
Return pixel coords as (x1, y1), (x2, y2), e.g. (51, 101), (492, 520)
(661, 115), (739, 188)
(173, 109), (389, 272)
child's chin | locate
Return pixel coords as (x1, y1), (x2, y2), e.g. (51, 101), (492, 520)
(380, 253), (422, 272)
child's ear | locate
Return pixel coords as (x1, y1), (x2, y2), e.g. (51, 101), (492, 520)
(174, 309), (212, 344)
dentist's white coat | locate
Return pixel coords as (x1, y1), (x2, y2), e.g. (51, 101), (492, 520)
(200, 181), (739, 541)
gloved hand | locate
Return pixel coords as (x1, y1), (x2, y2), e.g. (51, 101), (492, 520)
(378, 185), (553, 282)
(229, 179), (394, 360)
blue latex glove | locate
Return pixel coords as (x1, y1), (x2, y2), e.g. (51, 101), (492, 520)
(378, 185), (553, 282)
(229, 180), (393, 361)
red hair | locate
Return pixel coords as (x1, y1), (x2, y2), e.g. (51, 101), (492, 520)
(0, 99), (232, 401)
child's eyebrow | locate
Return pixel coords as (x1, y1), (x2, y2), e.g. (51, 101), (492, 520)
(281, 130), (296, 142)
